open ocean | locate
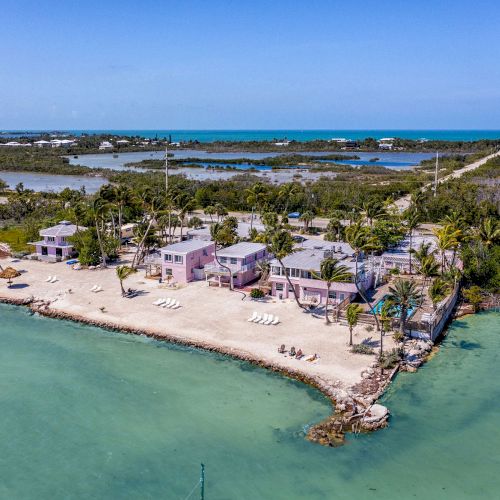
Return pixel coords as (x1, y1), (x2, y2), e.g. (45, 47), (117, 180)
(3, 129), (500, 142)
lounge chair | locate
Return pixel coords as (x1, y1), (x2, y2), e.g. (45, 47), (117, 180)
(45, 276), (53, 282)
(152, 298), (164, 306)
(93, 286), (102, 293)
(278, 344), (286, 353)
(49, 276), (58, 283)
(248, 312), (258, 322)
(166, 299), (177, 309)
(271, 316), (280, 325)
(253, 314), (262, 323)
(161, 298), (172, 308)
(91, 285), (99, 292)
(264, 314), (274, 325)
(258, 313), (269, 324)
(170, 300), (180, 309)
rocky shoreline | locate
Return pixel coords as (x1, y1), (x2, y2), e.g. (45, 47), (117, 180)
(0, 295), (425, 447)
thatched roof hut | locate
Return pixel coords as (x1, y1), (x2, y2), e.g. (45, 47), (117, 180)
(0, 266), (21, 285)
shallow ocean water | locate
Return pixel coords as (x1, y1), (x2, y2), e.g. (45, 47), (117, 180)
(0, 304), (498, 499)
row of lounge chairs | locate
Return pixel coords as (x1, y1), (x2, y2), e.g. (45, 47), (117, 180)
(152, 298), (181, 309)
(247, 312), (279, 325)
(45, 276), (58, 283)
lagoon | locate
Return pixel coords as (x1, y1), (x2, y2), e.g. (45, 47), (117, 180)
(0, 304), (498, 499)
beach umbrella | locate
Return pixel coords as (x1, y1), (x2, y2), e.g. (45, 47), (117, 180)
(0, 266), (21, 286)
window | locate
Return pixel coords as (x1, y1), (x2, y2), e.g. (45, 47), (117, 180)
(339, 293), (345, 301)
(220, 257), (227, 263)
(275, 283), (284, 291)
(60, 237), (66, 243)
(47, 236), (55, 242)
(230, 257), (237, 265)
(271, 266), (281, 276)
(164, 254), (172, 262)
(164, 268), (172, 276)
(328, 291), (337, 300)
(203, 249), (208, 256)
(174, 255), (183, 264)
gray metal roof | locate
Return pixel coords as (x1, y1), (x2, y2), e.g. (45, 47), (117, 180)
(160, 239), (214, 254)
(270, 248), (357, 273)
(297, 238), (355, 256)
(40, 221), (86, 237)
(217, 242), (267, 258)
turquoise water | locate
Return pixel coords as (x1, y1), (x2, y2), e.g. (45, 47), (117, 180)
(0, 304), (498, 499)
(6, 130), (500, 141)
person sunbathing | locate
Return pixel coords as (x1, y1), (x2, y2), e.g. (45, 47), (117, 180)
(289, 346), (296, 357)
(278, 344), (285, 354)
(295, 349), (303, 359)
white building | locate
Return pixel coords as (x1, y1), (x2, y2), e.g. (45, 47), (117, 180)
(99, 141), (114, 150)
(33, 140), (52, 148)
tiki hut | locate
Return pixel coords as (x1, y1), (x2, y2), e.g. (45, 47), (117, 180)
(0, 266), (21, 286)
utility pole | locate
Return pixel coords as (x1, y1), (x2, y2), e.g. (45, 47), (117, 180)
(433, 151), (439, 197)
(200, 463), (205, 500)
(165, 144), (169, 194)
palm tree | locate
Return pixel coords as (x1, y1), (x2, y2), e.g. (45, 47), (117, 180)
(358, 200), (386, 227)
(245, 183), (268, 221)
(345, 222), (381, 330)
(299, 211), (314, 233)
(90, 197), (109, 268)
(311, 258), (353, 324)
(346, 303), (363, 345)
(404, 208), (420, 274)
(214, 203), (228, 222)
(266, 229), (303, 309)
(174, 192), (196, 240)
(116, 265), (137, 296)
(433, 224), (462, 273)
(277, 183), (300, 214)
(210, 221), (237, 290)
(204, 205), (216, 223)
(476, 218), (500, 248)
(429, 278), (450, 309)
(378, 300), (395, 358)
(386, 279), (423, 334)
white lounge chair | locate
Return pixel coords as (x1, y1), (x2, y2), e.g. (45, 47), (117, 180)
(264, 314), (274, 325)
(162, 298), (172, 308)
(93, 286), (102, 293)
(49, 276), (58, 283)
(45, 276), (53, 282)
(271, 316), (280, 325)
(253, 314), (262, 323)
(91, 285), (99, 292)
(259, 313), (269, 324)
(152, 298), (164, 306)
(170, 300), (180, 309)
(248, 312), (258, 322)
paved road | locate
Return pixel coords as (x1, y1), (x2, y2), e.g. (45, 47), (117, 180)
(394, 150), (500, 212)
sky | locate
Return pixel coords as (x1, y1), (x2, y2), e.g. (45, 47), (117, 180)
(1, 0), (499, 130)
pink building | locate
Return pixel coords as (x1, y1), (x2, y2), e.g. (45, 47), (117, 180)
(29, 220), (84, 261)
(269, 241), (373, 305)
(160, 240), (215, 283)
(204, 242), (268, 287)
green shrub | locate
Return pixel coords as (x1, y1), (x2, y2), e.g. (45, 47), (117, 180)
(351, 343), (374, 355)
(250, 288), (265, 299)
(379, 348), (401, 369)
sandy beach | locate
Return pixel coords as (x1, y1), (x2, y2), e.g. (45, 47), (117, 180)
(0, 252), (395, 403)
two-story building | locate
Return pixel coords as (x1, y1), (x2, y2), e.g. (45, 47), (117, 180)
(204, 242), (268, 287)
(160, 240), (215, 283)
(268, 240), (373, 306)
(29, 220), (84, 261)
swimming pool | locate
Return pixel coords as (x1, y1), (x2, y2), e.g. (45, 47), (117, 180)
(373, 295), (416, 318)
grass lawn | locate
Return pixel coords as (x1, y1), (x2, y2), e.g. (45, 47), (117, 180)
(0, 226), (31, 252)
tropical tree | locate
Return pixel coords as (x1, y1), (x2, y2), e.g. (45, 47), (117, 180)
(462, 285), (483, 312)
(266, 229), (303, 309)
(299, 211), (314, 233)
(346, 303), (363, 345)
(476, 218), (500, 248)
(277, 183), (300, 214)
(428, 278), (450, 309)
(210, 220), (237, 290)
(245, 182), (269, 217)
(345, 222), (381, 329)
(204, 205), (216, 223)
(311, 258), (353, 324)
(386, 279), (423, 334)
(214, 203), (228, 222)
(404, 208), (420, 274)
(174, 192), (196, 240)
(433, 224), (462, 273)
(116, 265), (137, 296)
(378, 300), (395, 358)
(89, 197), (109, 268)
(358, 199), (386, 226)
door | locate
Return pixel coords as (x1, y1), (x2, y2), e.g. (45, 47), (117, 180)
(41, 246), (48, 256)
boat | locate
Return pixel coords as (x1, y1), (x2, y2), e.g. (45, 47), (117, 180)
(113, 154), (119, 158)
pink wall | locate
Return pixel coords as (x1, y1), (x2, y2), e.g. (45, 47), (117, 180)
(162, 243), (215, 283)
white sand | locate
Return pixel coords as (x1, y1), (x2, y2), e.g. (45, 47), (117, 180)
(0, 253), (394, 395)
